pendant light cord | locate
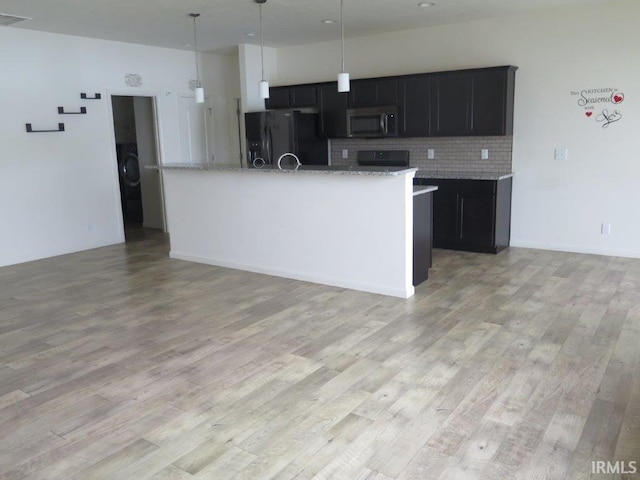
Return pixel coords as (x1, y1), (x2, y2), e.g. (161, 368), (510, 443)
(340, 0), (345, 74)
(191, 14), (201, 86)
(260, 4), (265, 81)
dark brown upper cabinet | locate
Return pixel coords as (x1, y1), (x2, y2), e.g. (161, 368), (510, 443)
(317, 83), (348, 138)
(348, 78), (398, 108)
(265, 87), (290, 109)
(264, 66), (517, 138)
(265, 85), (318, 110)
(290, 85), (317, 108)
(431, 66), (517, 136)
(398, 74), (431, 137)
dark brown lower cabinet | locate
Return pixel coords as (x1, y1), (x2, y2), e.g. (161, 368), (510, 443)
(414, 177), (512, 254)
(413, 190), (433, 286)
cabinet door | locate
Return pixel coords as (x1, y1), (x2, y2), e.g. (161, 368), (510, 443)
(431, 181), (458, 248)
(413, 192), (433, 286)
(431, 73), (471, 136)
(458, 191), (495, 247)
(318, 83), (348, 138)
(349, 78), (398, 108)
(290, 85), (317, 108)
(265, 87), (290, 109)
(349, 80), (378, 108)
(376, 78), (398, 106)
(399, 75), (430, 137)
(471, 70), (507, 135)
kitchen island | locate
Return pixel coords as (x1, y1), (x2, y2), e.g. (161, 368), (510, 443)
(155, 163), (435, 298)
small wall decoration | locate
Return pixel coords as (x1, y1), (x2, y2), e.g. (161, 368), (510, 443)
(26, 123), (65, 133)
(58, 106), (87, 115)
(571, 87), (625, 129)
(125, 73), (143, 88)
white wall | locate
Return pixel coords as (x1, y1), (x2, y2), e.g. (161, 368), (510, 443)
(239, 43), (278, 113)
(237, 43), (277, 164)
(274, 0), (640, 258)
(0, 27), (197, 267)
(201, 51), (242, 164)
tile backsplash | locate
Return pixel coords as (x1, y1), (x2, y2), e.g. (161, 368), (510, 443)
(330, 136), (512, 173)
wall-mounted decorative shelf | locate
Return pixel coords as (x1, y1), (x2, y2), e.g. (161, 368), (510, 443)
(80, 93), (101, 100)
(58, 106), (87, 115)
(26, 123), (65, 133)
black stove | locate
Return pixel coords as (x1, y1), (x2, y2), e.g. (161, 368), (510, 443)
(356, 150), (410, 167)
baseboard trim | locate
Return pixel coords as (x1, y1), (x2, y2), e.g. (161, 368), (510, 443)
(170, 251), (415, 299)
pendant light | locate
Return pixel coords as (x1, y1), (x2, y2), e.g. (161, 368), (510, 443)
(256, 0), (269, 99)
(337, 0), (350, 92)
(190, 13), (204, 104)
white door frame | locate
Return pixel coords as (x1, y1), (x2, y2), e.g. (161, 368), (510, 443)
(106, 90), (167, 240)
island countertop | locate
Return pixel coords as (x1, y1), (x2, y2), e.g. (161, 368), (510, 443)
(414, 171), (514, 181)
(151, 162), (417, 177)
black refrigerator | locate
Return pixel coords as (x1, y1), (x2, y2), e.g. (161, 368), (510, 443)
(245, 110), (328, 167)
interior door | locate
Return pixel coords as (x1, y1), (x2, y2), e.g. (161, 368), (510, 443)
(178, 94), (210, 163)
(133, 97), (165, 230)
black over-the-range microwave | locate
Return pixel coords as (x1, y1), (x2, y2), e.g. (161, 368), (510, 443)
(346, 106), (398, 138)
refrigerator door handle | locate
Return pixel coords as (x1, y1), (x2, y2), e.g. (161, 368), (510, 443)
(268, 128), (274, 165)
(262, 125), (268, 164)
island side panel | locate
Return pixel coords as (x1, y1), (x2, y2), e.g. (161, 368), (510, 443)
(162, 169), (415, 298)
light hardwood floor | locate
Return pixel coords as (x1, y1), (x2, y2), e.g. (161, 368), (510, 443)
(1, 229), (640, 480)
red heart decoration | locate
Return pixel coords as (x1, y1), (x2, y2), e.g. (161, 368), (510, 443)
(586, 111), (593, 117)
(613, 94), (624, 104)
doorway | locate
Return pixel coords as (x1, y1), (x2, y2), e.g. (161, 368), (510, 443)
(111, 96), (165, 240)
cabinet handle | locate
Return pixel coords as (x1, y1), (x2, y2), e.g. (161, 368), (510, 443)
(459, 197), (464, 239)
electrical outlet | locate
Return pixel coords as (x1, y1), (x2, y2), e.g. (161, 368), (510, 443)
(342, 149), (349, 159)
(555, 148), (569, 161)
(481, 149), (489, 160)
(601, 223), (611, 235)
(427, 149), (435, 160)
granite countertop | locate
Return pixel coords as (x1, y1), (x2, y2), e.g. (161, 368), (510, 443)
(150, 163), (418, 177)
(415, 171), (515, 180)
(413, 186), (438, 196)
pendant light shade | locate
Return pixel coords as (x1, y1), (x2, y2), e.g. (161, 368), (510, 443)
(338, 73), (350, 93)
(190, 13), (204, 104)
(338, 0), (350, 92)
(256, 0), (269, 99)
(195, 87), (204, 103)
(259, 80), (270, 99)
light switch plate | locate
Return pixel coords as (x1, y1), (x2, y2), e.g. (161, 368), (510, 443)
(481, 149), (489, 160)
(342, 149), (349, 159)
(427, 149), (435, 160)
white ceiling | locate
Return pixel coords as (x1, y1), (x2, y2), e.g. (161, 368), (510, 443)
(1, 0), (615, 53)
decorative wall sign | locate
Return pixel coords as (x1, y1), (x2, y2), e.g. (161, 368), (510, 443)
(571, 87), (625, 128)
(125, 73), (143, 88)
